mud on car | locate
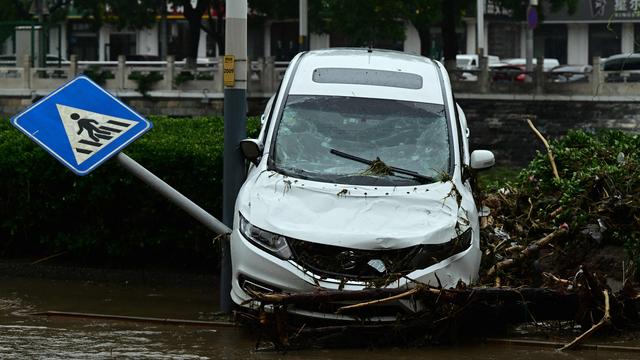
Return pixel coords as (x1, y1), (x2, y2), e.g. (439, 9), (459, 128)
(231, 48), (495, 321)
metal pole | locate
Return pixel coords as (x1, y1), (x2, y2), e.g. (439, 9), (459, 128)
(221, 0), (247, 313)
(476, 0), (484, 55)
(57, 24), (61, 67)
(30, 25), (35, 67)
(526, 0), (537, 76)
(160, 0), (168, 59)
(299, 0), (308, 51)
(116, 153), (231, 235)
(36, 0), (46, 68)
(525, 23), (533, 73)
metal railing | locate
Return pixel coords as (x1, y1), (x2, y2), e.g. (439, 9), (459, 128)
(449, 57), (640, 97)
(2, 54), (639, 98)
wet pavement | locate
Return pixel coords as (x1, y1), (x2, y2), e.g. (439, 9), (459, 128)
(0, 267), (638, 359)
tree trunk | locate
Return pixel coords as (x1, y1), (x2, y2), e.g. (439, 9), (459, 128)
(213, 0), (225, 54)
(200, 0), (224, 55)
(441, 0), (459, 69)
(186, 17), (201, 67)
(413, 22), (431, 58)
(182, 0), (209, 68)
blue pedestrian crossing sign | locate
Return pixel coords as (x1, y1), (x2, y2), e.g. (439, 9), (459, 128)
(11, 76), (152, 175)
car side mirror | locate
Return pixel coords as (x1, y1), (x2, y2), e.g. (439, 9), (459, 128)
(240, 139), (263, 166)
(470, 150), (495, 170)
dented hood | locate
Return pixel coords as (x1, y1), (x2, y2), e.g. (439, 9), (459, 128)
(238, 171), (462, 250)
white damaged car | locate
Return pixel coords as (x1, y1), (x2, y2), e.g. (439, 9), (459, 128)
(231, 48), (495, 320)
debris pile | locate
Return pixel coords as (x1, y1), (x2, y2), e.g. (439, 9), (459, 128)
(244, 271), (639, 349)
(479, 129), (640, 287)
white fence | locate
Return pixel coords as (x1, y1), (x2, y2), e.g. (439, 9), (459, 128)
(2, 54), (640, 98)
(449, 57), (640, 97)
(0, 55), (289, 96)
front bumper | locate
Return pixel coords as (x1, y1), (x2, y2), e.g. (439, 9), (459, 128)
(230, 228), (481, 321)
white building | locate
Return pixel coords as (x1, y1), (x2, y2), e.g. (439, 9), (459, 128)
(464, 0), (640, 64)
(18, 0), (633, 66)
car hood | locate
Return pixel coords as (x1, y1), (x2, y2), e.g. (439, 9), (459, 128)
(238, 171), (464, 250)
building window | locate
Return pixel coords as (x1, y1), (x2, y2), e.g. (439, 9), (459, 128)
(589, 23), (621, 62)
(635, 24), (640, 53)
(534, 24), (567, 64)
(67, 21), (98, 61)
(488, 22), (520, 58)
(271, 21), (299, 61)
(167, 21), (191, 61)
(108, 33), (136, 61)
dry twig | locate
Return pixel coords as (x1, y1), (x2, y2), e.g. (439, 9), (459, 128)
(486, 227), (568, 277)
(336, 288), (419, 313)
(542, 272), (572, 287)
(527, 119), (560, 180)
(559, 289), (611, 351)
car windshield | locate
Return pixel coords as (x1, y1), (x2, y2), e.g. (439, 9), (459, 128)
(271, 95), (450, 186)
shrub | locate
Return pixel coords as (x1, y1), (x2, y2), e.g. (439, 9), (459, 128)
(128, 71), (164, 97)
(482, 130), (640, 279)
(0, 116), (260, 270)
(83, 65), (115, 86)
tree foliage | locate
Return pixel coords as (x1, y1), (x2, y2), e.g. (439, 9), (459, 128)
(0, 0), (31, 22)
(308, 0), (413, 47)
(0, 0), (160, 30)
(74, 0), (159, 30)
(0, 0), (580, 61)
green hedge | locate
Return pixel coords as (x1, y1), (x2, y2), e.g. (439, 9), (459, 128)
(0, 116), (260, 269)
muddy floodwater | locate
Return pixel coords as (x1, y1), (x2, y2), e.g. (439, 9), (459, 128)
(0, 265), (638, 359)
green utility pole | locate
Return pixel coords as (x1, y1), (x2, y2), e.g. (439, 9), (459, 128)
(221, 0), (247, 313)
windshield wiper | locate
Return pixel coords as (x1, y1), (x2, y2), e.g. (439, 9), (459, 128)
(329, 148), (435, 183)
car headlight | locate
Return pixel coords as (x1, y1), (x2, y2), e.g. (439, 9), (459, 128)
(238, 213), (292, 260)
(408, 227), (473, 270)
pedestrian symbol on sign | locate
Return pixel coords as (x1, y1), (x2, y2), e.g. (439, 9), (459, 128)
(71, 112), (113, 142)
(56, 104), (139, 165)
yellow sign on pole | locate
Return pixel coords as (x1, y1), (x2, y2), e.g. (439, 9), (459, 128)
(223, 55), (235, 87)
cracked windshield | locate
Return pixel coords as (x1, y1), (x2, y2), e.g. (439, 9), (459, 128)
(273, 95), (450, 185)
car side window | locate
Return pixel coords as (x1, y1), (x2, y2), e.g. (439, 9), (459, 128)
(261, 82), (283, 141)
(453, 100), (465, 165)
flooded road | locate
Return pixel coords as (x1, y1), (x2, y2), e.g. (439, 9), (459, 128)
(0, 268), (637, 359)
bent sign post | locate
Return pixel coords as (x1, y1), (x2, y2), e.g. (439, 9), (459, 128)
(10, 76), (231, 236)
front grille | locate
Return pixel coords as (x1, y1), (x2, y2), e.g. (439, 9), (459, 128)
(288, 239), (420, 280)
(287, 229), (472, 281)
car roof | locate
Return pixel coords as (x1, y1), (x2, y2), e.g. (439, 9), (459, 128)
(288, 48), (446, 105)
(604, 53), (640, 61)
(603, 53), (640, 70)
(552, 65), (592, 71)
(505, 58), (559, 64)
